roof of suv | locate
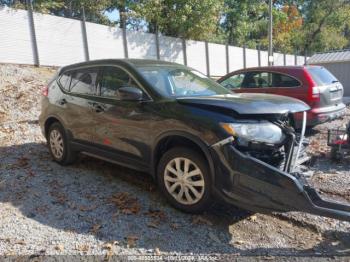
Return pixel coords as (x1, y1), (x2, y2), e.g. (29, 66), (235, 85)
(60, 59), (184, 72)
(233, 65), (323, 72)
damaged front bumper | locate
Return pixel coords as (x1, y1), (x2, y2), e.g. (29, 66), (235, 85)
(210, 138), (350, 222)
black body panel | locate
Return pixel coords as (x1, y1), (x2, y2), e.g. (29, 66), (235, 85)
(177, 93), (310, 116)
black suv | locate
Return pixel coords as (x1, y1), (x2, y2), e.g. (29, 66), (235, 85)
(39, 59), (350, 221)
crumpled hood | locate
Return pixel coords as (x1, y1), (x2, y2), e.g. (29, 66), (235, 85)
(176, 93), (310, 115)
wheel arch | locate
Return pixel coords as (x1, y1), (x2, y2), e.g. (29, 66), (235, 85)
(44, 115), (72, 139)
(44, 116), (61, 138)
(151, 131), (215, 181)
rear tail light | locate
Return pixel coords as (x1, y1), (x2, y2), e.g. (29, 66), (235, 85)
(42, 86), (48, 96)
(304, 68), (320, 104)
(311, 86), (320, 99)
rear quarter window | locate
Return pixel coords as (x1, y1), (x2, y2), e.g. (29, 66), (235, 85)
(272, 73), (301, 87)
(58, 72), (71, 91)
(307, 67), (338, 86)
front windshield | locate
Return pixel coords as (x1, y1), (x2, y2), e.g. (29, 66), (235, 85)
(137, 66), (231, 98)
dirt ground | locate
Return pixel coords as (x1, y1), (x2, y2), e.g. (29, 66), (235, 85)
(0, 64), (349, 259)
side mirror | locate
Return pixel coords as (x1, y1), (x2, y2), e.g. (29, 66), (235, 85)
(117, 86), (143, 101)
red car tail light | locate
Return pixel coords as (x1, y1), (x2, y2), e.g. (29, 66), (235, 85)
(304, 68), (320, 104)
(311, 86), (320, 99)
(42, 86), (48, 96)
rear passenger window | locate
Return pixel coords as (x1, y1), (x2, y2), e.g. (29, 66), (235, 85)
(70, 68), (98, 95)
(241, 72), (300, 88)
(58, 72), (71, 91)
(272, 73), (300, 87)
(100, 66), (138, 99)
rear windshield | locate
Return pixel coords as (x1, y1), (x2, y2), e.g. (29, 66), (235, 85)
(307, 67), (338, 86)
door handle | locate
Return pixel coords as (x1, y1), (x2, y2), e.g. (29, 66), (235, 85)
(58, 98), (67, 105)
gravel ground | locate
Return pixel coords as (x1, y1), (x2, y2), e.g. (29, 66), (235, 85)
(0, 64), (349, 259)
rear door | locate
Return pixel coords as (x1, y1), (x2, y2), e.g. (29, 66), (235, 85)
(59, 67), (100, 142)
(261, 71), (305, 101)
(306, 66), (344, 107)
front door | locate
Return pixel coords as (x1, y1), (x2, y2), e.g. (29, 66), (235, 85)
(219, 72), (266, 94)
(91, 65), (154, 170)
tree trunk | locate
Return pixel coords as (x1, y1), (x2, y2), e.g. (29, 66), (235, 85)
(148, 21), (157, 34)
(118, 1), (126, 29)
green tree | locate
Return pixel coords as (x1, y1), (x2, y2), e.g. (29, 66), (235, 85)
(3, 0), (113, 24)
(221, 0), (268, 48)
(107, 0), (141, 29)
(269, 4), (303, 53)
(297, 0), (350, 53)
(132, 0), (224, 40)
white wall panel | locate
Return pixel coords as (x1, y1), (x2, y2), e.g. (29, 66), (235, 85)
(260, 50), (268, 66)
(246, 48), (259, 68)
(127, 30), (157, 59)
(33, 13), (85, 66)
(0, 7), (305, 69)
(208, 43), (226, 76)
(274, 52), (284, 66)
(286, 54), (295, 65)
(186, 40), (206, 73)
(86, 22), (124, 60)
(159, 35), (183, 64)
(297, 56), (305, 65)
(228, 46), (244, 72)
(0, 8), (34, 64)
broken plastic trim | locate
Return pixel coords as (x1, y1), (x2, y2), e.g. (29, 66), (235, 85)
(293, 111), (307, 172)
(211, 136), (350, 222)
(211, 136), (235, 147)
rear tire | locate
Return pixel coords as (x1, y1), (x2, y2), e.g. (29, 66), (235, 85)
(157, 147), (212, 213)
(47, 122), (77, 165)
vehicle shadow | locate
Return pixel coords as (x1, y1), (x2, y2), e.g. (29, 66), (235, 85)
(0, 142), (349, 256)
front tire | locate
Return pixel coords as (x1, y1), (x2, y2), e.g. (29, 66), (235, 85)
(157, 147), (212, 213)
(47, 122), (77, 165)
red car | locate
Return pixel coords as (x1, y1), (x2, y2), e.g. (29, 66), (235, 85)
(218, 66), (346, 128)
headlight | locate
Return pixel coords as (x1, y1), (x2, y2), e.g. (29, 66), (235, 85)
(221, 122), (285, 144)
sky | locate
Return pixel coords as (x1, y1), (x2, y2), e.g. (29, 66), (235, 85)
(105, 9), (119, 22)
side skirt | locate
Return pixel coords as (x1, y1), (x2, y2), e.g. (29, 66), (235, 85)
(70, 141), (150, 173)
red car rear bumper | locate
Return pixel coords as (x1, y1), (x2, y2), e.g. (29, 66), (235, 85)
(294, 103), (346, 128)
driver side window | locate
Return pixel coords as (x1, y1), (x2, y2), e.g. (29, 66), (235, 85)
(169, 70), (208, 96)
(220, 73), (245, 89)
(100, 66), (139, 99)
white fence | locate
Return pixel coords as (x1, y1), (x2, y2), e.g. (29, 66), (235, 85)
(0, 7), (307, 76)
